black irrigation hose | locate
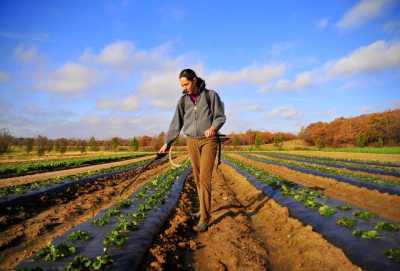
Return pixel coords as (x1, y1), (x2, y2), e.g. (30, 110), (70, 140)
(119, 153), (167, 196)
(224, 159), (400, 271)
(242, 154), (400, 196)
(17, 165), (192, 271)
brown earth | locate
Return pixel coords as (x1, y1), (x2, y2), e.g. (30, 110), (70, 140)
(228, 153), (400, 223)
(0, 156), (185, 270)
(144, 162), (361, 271)
(0, 155), (154, 188)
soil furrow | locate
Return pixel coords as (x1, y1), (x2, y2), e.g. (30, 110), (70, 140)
(0, 155), (154, 188)
(228, 153), (400, 223)
(144, 161), (362, 270)
(0, 157), (184, 270)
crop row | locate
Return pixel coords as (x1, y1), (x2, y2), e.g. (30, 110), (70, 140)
(0, 156), (167, 213)
(224, 155), (400, 270)
(266, 152), (400, 168)
(242, 153), (400, 196)
(254, 152), (400, 177)
(0, 153), (151, 178)
(17, 162), (191, 271)
(0, 157), (154, 199)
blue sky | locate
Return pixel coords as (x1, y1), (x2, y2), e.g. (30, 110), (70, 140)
(0, 0), (399, 139)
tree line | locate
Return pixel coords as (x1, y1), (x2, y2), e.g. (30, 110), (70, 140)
(300, 109), (400, 147)
(0, 130), (170, 155)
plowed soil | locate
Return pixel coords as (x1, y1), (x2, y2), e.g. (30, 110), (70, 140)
(144, 162), (361, 271)
(228, 153), (400, 223)
(0, 155), (154, 188)
(0, 156), (185, 270)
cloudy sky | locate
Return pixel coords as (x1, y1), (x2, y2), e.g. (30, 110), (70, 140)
(0, 0), (399, 139)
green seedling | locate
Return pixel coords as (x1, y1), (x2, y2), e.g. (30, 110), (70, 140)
(319, 205), (337, 217)
(374, 221), (399, 232)
(336, 217), (357, 228)
(103, 229), (128, 248)
(384, 248), (400, 263)
(35, 242), (76, 262)
(68, 230), (93, 241)
(352, 229), (379, 239)
(91, 216), (110, 226)
(65, 253), (113, 271)
(353, 210), (377, 221)
(336, 204), (352, 211)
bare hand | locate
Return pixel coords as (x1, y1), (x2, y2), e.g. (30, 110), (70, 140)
(204, 126), (216, 138)
(159, 144), (169, 154)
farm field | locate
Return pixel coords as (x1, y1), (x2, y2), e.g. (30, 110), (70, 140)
(1, 149), (399, 270)
(0, 152), (155, 179)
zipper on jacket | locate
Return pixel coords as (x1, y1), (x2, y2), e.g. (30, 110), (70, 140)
(194, 98), (198, 137)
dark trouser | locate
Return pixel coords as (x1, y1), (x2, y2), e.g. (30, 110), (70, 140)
(186, 136), (218, 224)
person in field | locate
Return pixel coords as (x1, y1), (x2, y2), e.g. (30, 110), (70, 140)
(158, 68), (226, 232)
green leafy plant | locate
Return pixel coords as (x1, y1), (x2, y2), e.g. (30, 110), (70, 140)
(384, 248), (400, 263)
(65, 253), (113, 271)
(374, 221), (399, 232)
(103, 229), (128, 248)
(304, 198), (322, 209)
(319, 205), (337, 217)
(68, 230), (93, 241)
(352, 230), (379, 239)
(353, 210), (377, 221)
(336, 204), (352, 211)
(35, 242), (77, 262)
(91, 216), (110, 226)
(336, 217), (357, 228)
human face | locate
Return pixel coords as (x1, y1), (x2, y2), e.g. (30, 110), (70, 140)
(180, 77), (197, 95)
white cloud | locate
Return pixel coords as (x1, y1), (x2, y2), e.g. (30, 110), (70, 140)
(0, 71), (10, 82)
(262, 40), (400, 92)
(15, 44), (40, 63)
(328, 40), (400, 77)
(96, 41), (136, 69)
(37, 62), (99, 93)
(337, 0), (393, 29)
(138, 68), (186, 109)
(96, 95), (140, 112)
(267, 106), (302, 120)
(207, 64), (286, 88)
(317, 18), (330, 29)
(81, 40), (179, 73)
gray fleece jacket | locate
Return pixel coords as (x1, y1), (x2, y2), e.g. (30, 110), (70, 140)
(165, 79), (226, 146)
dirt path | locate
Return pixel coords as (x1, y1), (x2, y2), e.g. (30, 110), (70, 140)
(0, 156), (185, 270)
(0, 155), (154, 188)
(144, 162), (361, 271)
(228, 153), (400, 223)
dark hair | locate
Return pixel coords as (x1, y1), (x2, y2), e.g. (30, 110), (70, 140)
(179, 68), (197, 80)
(179, 68), (203, 87)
